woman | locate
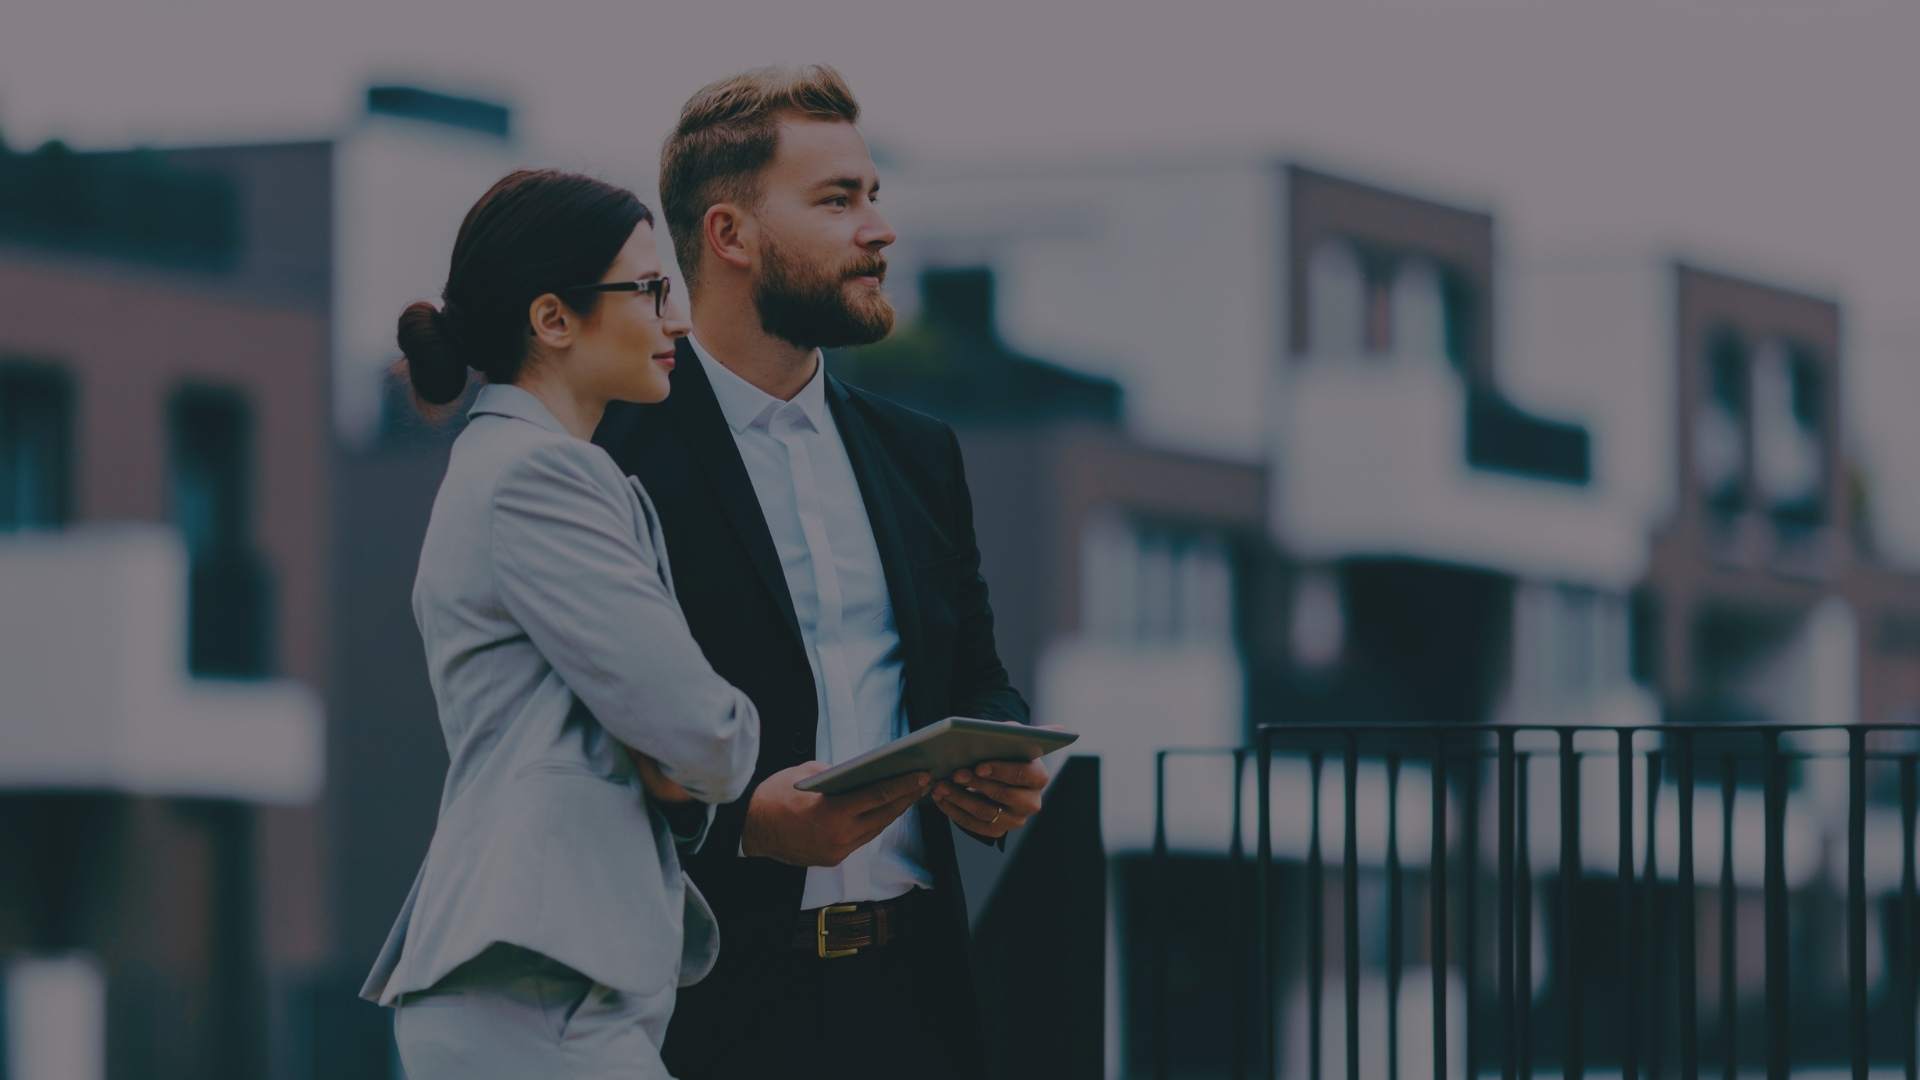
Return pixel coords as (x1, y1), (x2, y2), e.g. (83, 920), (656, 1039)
(358, 169), (759, 1078)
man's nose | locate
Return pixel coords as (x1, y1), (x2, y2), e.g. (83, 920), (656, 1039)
(660, 294), (691, 337)
(861, 207), (897, 251)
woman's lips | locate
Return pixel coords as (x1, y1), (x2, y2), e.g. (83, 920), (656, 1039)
(652, 352), (676, 371)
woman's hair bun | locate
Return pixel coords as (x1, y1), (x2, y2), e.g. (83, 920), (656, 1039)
(396, 300), (470, 406)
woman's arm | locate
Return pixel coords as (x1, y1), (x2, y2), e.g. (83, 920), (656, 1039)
(490, 441), (760, 804)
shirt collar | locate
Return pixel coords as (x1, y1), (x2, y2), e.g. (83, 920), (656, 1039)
(689, 334), (829, 435)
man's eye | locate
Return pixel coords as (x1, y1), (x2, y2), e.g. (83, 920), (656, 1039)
(826, 196), (850, 208)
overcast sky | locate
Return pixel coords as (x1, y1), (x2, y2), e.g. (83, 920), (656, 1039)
(7, 0), (1917, 477)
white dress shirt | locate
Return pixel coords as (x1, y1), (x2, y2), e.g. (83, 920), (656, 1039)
(692, 336), (934, 907)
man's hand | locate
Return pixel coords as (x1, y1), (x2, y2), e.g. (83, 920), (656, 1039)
(628, 748), (695, 803)
(931, 757), (1050, 841)
(741, 763), (932, 867)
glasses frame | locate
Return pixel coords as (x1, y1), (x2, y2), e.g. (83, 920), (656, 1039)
(559, 275), (672, 318)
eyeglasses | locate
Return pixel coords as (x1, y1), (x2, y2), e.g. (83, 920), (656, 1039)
(560, 275), (672, 317)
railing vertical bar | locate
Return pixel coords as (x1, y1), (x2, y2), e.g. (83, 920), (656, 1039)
(1345, 735), (1361, 1080)
(1848, 728), (1868, 1080)
(1620, 728), (1639, 1080)
(1389, 752), (1404, 1080)
(1903, 753), (1918, 1080)
(1433, 731), (1450, 1080)
(1232, 747), (1249, 1080)
(1645, 750), (1664, 1080)
(1720, 753), (1737, 1080)
(1677, 730), (1698, 1080)
(1560, 730), (1584, 1080)
(1258, 731), (1276, 1080)
(1500, 730), (1517, 1080)
(1154, 749), (1170, 1080)
(1463, 755), (1482, 1080)
(1764, 731), (1789, 1080)
(1310, 750), (1325, 1080)
(1518, 752), (1533, 1080)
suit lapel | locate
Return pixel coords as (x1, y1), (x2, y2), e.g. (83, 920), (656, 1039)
(826, 374), (936, 730)
(665, 336), (805, 650)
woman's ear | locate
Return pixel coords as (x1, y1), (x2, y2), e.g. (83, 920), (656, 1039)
(704, 203), (755, 273)
(527, 293), (573, 350)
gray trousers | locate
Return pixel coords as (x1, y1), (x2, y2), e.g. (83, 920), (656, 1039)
(393, 943), (678, 1079)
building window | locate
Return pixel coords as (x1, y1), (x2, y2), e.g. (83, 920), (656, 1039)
(1440, 268), (1477, 377)
(1363, 254), (1394, 355)
(1510, 584), (1631, 709)
(1309, 238), (1478, 373)
(1752, 339), (1826, 533)
(0, 363), (74, 531)
(1289, 567), (1346, 670)
(1080, 511), (1237, 645)
(5, 953), (106, 1080)
(1695, 327), (1748, 518)
(1307, 239), (1366, 355)
(1389, 257), (1447, 362)
(169, 386), (272, 677)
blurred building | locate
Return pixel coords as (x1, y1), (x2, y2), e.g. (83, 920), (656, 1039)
(883, 152), (1920, 740)
(0, 138), (330, 1080)
(886, 159), (1646, 743)
(1515, 256), (1920, 730)
(0, 87), (521, 1080)
(873, 154), (1920, 1075)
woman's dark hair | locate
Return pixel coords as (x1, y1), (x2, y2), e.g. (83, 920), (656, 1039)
(397, 168), (654, 406)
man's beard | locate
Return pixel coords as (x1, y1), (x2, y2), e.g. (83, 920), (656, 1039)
(753, 231), (895, 350)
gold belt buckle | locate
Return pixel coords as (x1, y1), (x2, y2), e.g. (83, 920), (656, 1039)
(817, 903), (861, 959)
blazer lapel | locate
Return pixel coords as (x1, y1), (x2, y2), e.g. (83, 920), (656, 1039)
(826, 374), (936, 730)
(665, 337), (805, 650)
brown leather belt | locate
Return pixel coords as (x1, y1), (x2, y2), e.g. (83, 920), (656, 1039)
(790, 889), (927, 959)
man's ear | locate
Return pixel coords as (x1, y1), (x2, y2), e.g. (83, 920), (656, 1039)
(527, 292), (573, 350)
(704, 203), (756, 274)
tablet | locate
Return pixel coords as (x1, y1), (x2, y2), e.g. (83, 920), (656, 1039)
(793, 717), (1078, 796)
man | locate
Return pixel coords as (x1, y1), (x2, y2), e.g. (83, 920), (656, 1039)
(593, 65), (1044, 1078)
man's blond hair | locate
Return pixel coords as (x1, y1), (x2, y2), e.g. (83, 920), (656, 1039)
(659, 64), (861, 289)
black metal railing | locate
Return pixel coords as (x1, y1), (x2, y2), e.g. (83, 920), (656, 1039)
(1149, 723), (1920, 1080)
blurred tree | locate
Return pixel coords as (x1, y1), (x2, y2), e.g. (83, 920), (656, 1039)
(0, 139), (238, 269)
(829, 266), (1123, 426)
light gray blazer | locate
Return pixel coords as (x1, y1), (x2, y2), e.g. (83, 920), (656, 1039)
(360, 384), (760, 1007)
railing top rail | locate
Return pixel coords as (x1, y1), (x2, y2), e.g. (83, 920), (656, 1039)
(1157, 744), (1920, 756)
(1252, 721), (1920, 735)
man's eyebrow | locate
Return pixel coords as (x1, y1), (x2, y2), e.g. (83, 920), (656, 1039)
(816, 176), (879, 194)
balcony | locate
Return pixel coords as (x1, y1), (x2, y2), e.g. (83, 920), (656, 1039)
(1274, 358), (1646, 586)
(0, 524), (321, 803)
